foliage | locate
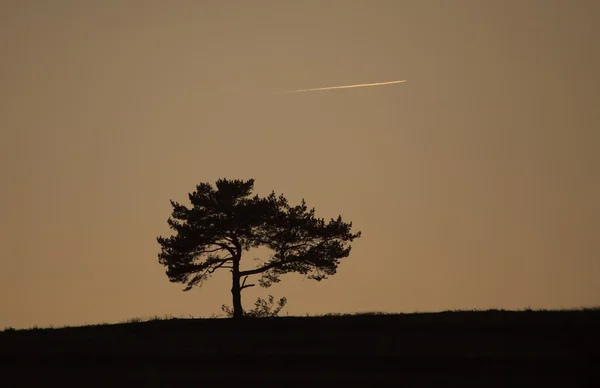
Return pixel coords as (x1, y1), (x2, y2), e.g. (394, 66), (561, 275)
(156, 178), (361, 318)
(221, 295), (288, 318)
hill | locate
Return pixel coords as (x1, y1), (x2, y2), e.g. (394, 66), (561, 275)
(1, 309), (598, 387)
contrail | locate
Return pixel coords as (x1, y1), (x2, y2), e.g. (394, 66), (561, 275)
(273, 79), (406, 94)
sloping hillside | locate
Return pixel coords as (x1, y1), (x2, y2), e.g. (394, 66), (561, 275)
(1, 310), (598, 387)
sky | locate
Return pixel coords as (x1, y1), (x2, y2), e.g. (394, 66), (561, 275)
(1, 0), (598, 329)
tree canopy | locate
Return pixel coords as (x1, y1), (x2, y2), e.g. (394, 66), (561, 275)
(157, 178), (361, 319)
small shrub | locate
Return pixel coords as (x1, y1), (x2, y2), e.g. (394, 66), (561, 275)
(221, 295), (287, 318)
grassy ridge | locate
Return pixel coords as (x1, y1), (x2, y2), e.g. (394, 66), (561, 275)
(1, 309), (598, 387)
(4, 307), (599, 332)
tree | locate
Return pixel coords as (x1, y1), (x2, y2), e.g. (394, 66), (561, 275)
(157, 178), (361, 319)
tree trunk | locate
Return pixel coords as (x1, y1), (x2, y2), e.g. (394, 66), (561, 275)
(231, 259), (244, 319)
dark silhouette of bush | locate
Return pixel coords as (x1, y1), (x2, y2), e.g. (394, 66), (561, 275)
(222, 295), (287, 318)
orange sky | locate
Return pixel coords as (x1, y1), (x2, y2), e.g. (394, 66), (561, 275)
(1, 0), (599, 329)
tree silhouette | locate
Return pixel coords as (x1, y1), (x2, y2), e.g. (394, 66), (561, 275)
(157, 178), (361, 319)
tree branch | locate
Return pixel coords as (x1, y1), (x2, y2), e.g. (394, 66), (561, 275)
(241, 276), (255, 290)
(239, 262), (280, 277)
(215, 243), (237, 258)
(239, 237), (336, 277)
(207, 257), (234, 274)
(198, 246), (228, 255)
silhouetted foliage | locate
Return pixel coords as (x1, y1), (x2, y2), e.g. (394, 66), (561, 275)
(222, 295), (287, 318)
(157, 178), (361, 319)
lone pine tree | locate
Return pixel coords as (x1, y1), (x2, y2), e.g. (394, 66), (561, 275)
(157, 178), (361, 319)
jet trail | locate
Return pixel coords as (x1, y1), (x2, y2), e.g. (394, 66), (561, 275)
(273, 79), (406, 94)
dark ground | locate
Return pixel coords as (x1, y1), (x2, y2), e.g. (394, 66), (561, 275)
(1, 309), (598, 387)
